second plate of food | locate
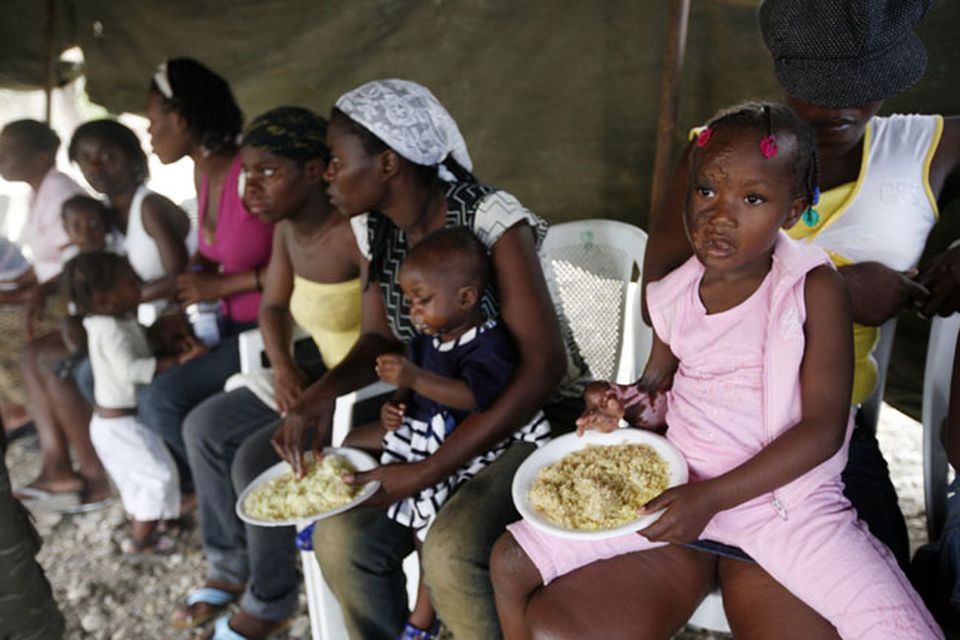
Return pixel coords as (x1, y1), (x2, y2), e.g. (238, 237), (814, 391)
(512, 429), (687, 540)
(236, 447), (380, 528)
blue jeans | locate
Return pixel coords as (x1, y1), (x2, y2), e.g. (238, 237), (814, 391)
(182, 340), (327, 621)
(138, 322), (255, 492)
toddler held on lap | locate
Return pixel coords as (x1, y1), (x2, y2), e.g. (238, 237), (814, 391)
(343, 226), (550, 640)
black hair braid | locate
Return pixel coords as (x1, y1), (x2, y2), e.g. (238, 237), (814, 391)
(68, 119), (149, 182)
(700, 101), (819, 208)
(151, 58), (243, 154)
(365, 214), (396, 291)
(61, 251), (127, 316)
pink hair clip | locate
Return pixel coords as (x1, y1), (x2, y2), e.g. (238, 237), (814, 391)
(760, 135), (778, 158)
(695, 127), (713, 148)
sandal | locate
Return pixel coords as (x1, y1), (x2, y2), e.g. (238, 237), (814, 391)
(204, 614), (292, 640)
(398, 621), (441, 640)
(121, 532), (176, 557)
(171, 586), (242, 630)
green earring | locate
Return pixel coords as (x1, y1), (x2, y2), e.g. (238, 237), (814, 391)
(802, 206), (820, 227)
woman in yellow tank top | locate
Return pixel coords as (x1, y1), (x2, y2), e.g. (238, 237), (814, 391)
(173, 107), (362, 639)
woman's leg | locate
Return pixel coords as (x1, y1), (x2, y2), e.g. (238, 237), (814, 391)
(314, 507), (415, 640)
(139, 332), (244, 490)
(230, 420), (301, 624)
(17, 333), (107, 498)
(180, 390), (279, 607)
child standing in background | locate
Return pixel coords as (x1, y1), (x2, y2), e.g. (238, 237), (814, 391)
(491, 103), (941, 639)
(342, 227), (550, 640)
(62, 252), (205, 554)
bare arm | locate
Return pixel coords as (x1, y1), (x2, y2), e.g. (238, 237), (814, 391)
(259, 227), (297, 374)
(272, 256), (404, 477)
(375, 352), (476, 410)
(139, 194), (190, 302)
(641, 266), (853, 542)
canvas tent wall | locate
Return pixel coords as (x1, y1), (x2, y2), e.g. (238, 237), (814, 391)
(1, 0), (958, 228)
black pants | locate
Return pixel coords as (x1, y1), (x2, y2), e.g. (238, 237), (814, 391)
(0, 430), (66, 639)
(841, 411), (911, 570)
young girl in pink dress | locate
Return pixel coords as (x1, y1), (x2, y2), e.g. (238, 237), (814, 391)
(491, 102), (941, 639)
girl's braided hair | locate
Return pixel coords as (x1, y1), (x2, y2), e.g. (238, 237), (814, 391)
(61, 251), (128, 316)
(694, 101), (820, 208)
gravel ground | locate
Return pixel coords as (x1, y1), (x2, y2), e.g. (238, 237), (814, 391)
(6, 403), (928, 640)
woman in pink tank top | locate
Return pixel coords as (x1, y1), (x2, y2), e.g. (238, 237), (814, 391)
(138, 57), (273, 508)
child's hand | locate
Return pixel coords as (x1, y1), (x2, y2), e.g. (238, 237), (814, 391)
(637, 483), (719, 544)
(576, 381), (624, 435)
(380, 401), (405, 431)
(176, 335), (208, 364)
(375, 354), (418, 387)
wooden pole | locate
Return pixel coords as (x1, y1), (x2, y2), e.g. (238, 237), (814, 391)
(648, 0), (690, 224)
(44, 0), (56, 123)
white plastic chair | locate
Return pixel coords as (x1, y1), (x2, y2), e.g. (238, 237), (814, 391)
(923, 312), (960, 542)
(541, 219), (652, 383)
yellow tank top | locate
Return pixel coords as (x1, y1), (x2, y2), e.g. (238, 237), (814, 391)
(289, 275), (362, 368)
(789, 182), (877, 405)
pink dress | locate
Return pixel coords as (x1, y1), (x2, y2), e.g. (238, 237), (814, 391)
(196, 155), (273, 324)
(507, 233), (940, 639)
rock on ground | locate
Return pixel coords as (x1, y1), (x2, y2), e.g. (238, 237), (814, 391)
(5, 403), (928, 639)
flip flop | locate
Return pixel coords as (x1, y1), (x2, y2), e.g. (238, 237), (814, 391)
(63, 495), (115, 514)
(13, 486), (81, 513)
(208, 615), (292, 640)
(171, 586), (241, 630)
(121, 533), (176, 558)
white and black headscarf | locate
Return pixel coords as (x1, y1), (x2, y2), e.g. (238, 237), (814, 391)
(335, 79), (472, 182)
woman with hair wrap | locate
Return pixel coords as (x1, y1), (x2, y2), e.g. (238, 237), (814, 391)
(267, 79), (588, 640)
(173, 107), (363, 640)
(141, 58), (274, 494)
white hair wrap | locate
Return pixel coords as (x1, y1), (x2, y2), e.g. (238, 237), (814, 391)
(335, 79), (473, 182)
(153, 62), (174, 100)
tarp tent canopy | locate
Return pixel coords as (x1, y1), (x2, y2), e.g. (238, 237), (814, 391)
(2, 0), (958, 227)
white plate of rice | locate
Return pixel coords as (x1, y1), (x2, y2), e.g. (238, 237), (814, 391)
(236, 447), (380, 527)
(513, 429), (687, 540)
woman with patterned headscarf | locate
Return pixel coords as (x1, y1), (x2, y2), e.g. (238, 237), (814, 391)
(267, 79), (589, 640)
(172, 106), (363, 639)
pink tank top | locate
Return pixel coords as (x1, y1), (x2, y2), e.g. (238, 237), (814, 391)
(665, 270), (773, 482)
(197, 155), (274, 323)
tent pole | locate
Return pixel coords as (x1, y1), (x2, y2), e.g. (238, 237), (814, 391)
(44, 0), (55, 123)
(648, 0), (690, 225)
